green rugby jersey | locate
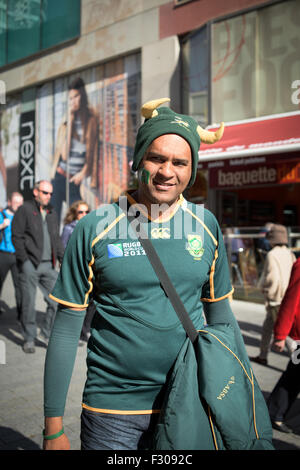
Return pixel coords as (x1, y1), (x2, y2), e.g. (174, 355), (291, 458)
(50, 193), (233, 414)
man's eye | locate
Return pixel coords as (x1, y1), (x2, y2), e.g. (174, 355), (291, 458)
(149, 156), (163, 162)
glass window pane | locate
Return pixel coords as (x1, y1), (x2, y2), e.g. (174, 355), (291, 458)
(0, 0), (6, 66)
(212, 12), (256, 123)
(7, 0), (41, 63)
(257, 0), (300, 116)
(212, 0), (300, 122)
(182, 26), (209, 127)
(41, 0), (80, 50)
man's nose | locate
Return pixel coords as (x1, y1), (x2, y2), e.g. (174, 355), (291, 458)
(158, 161), (174, 178)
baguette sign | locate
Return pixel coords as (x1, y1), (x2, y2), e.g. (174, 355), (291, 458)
(210, 160), (300, 188)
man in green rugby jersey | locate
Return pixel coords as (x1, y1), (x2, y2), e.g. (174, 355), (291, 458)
(43, 98), (248, 450)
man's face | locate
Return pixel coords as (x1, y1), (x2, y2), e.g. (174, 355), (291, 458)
(10, 194), (23, 212)
(138, 134), (192, 207)
(33, 182), (53, 208)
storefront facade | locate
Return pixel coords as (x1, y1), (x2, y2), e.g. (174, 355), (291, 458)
(1, 54), (141, 223)
(181, 0), (300, 230)
(1, 0), (299, 300)
(176, 0), (300, 300)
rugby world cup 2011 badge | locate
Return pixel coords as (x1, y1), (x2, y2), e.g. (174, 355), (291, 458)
(107, 243), (124, 258)
(186, 234), (204, 260)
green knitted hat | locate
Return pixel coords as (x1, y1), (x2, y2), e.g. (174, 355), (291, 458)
(132, 98), (224, 187)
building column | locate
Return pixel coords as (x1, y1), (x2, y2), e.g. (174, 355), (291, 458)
(141, 36), (181, 113)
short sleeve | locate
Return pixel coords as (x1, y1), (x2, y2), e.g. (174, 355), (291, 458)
(49, 216), (95, 308)
(201, 212), (233, 302)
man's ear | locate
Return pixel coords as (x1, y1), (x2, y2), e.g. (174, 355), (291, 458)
(33, 188), (38, 198)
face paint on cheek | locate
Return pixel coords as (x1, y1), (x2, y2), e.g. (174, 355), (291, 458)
(138, 168), (151, 185)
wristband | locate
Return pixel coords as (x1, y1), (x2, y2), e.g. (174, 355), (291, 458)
(43, 426), (64, 440)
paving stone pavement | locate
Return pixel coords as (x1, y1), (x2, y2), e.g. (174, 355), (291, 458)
(0, 273), (299, 451)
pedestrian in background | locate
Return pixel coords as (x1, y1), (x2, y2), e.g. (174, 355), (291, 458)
(251, 224), (296, 366)
(61, 200), (90, 248)
(12, 180), (64, 354)
(0, 192), (24, 318)
(61, 199), (94, 342)
(268, 257), (300, 434)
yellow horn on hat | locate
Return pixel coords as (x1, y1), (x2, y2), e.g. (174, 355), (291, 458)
(197, 122), (224, 144)
(141, 98), (170, 119)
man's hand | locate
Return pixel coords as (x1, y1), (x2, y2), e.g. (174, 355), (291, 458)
(0, 218), (10, 229)
(272, 339), (285, 353)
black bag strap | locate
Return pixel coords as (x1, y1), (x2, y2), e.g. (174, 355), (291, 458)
(128, 215), (198, 344)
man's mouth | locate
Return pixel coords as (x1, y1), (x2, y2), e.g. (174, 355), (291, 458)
(153, 180), (175, 191)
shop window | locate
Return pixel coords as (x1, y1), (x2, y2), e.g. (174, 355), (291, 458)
(181, 25), (209, 127)
(0, 0), (80, 67)
(212, 0), (300, 122)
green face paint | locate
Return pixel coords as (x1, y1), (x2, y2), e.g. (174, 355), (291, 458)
(138, 168), (150, 185)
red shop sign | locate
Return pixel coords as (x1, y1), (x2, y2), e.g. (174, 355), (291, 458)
(210, 160), (300, 189)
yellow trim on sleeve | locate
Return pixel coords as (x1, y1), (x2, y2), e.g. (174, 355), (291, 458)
(91, 213), (126, 247)
(84, 253), (95, 306)
(201, 288), (234, 303)
(48, 293), (89, 309)
(209, 248), (218, 299)
(82, 403), (161, 415)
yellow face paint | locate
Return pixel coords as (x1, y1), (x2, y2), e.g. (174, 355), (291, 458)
(138, 168), (150, 184)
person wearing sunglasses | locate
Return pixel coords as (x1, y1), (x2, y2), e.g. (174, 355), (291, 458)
(11, 180), (64, 353)
(61, 200), (90, 249)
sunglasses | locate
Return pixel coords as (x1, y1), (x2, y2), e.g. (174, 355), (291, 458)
(39, 189), (53, 196)
(77, 210), (89, 214)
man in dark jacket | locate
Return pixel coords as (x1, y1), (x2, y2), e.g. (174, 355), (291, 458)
(12, 180), (64, 353)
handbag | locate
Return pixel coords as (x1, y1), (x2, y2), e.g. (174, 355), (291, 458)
(128, 215), (274, 450)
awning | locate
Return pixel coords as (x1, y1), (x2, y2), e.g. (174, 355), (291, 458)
(198, 111), (300, 162)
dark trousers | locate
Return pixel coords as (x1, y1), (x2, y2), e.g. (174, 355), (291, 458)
(0, 251), (22, 318)
(51, 171), (82, 222)
(19, 260), (58, 342)
(268, 346), (300, 422)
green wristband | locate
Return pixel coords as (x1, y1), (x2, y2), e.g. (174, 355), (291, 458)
(43, 426), (64, 440)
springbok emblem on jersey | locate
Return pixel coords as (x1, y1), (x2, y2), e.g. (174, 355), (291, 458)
(186, 234), (204, 260)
